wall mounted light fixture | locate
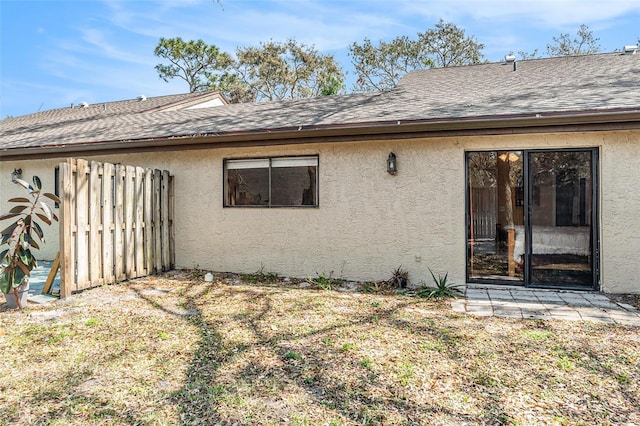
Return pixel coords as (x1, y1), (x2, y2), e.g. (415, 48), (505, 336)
(387, 152), (397, 175)
(11, 168), (22, 182)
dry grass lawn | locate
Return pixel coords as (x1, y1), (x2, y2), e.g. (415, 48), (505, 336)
(1, 271), (639, 425)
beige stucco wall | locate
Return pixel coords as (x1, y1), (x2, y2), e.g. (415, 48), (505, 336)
(1, 129), (639, 293)
(0, 160), (60, 260)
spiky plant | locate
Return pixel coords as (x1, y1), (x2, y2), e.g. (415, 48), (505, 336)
(389, 266), (409, 289)
(0, 176), (60, 309)
(417, 268), (464, 299)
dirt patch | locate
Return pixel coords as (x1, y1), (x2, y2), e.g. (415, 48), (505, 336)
(1, 271), (638, 425)
(609, 293), (640, 310)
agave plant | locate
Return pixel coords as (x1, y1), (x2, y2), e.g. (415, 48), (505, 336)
(0, 176), (60, 309)
(418, 268), (464, 299)
(389, 265), (409, 289)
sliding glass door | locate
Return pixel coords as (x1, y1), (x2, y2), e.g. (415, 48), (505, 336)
(467, 149), (598, 289)
(467, 151), (524, 282)
(527, 150), (597, 288)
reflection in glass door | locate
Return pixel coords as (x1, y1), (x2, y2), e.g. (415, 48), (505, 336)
(467, 149), (598, 289)
(528, 151), (596, 288)
(467, 151), (524, 282)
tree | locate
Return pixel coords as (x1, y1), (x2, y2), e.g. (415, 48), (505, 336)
(517, 49), (541, 60)
(215, 72), (256, 104)
(349, 36), (431, 92)
(349, 21), (483, 93)
(319, 73), (345, 96)
(154, 37), (232, 93)
(231, 39), (345, 102)
(1, 176), (59, 309)
(419, 20), (485, 68)
(546, 24), (600, 57)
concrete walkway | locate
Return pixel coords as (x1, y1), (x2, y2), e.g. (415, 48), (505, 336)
(27, 260), (61, 296)
(452, 285), (640, 326)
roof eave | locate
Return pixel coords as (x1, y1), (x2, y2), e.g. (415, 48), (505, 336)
(3, 109), (640, 161)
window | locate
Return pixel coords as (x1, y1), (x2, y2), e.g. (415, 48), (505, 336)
(224, 156), (318, 207)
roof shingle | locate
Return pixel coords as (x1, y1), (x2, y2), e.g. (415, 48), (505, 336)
(1, 52), (639, 155)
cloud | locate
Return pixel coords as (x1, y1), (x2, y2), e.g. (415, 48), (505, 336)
(398, 0), (640, 29)
(97, 0), (406, 52)
(79, 28), (153, 65)
(94, 0), (640, 58)
(3, 0), (640, 117)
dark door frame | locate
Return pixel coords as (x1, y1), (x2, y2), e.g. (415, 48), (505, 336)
(465, 148), (600, 290)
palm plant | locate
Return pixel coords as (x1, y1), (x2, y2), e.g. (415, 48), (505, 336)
(0, 176), (59, 309)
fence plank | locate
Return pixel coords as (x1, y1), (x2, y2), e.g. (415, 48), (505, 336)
(69, 160), (77, 294)
(161, 170), (170, 270)
(58, 158), (173, 296)
(143, 168), (153, 275)
(471, 187), (497, 239)
(134, 167), (145, 277)
(124, 166), (136, 278)
(59, 160), (73, 298)
(153, 169), (162, 273)
(75, 159), (89, 290)
(114, 164), (126, 281)
(89, 161), (102, 283)
(102, 162), (115, 284)
(168, 175), (175, 269)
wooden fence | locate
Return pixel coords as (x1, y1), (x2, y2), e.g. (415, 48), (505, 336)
(59, 158), (174, 297)
(470, 187), (497, 239)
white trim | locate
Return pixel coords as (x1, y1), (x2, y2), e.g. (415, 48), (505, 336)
(226, 159), (269, 169)
(272, 157), (318, 168)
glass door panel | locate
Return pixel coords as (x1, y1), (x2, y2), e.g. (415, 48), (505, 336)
(528, 151), (595, 288)
(467, 151), (524, 281)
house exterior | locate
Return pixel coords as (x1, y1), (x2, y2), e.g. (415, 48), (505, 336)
(1, 51), (640, 293)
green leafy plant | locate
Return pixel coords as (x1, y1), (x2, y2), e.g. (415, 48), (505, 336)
(284, 351), (302, 361)
(521, 329), (552, 341)
(246, 264), (279, 284)
(397, 362), (415, 386)
(340, 343), (356, 352)
(0, 176), (60, 308)
(417, 268), (463, 299)
(360, 356), (373, 369)
(310, 271), (344, 290)
(361, 280), (392, 294)
(321, 337), (334, 346)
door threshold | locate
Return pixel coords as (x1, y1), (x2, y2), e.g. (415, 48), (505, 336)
(466, 283), (597, 293)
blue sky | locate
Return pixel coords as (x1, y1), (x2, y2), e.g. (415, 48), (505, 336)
(1, 0), (639, 118)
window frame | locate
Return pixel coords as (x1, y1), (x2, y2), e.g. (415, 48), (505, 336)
(223, 155), (319, 208)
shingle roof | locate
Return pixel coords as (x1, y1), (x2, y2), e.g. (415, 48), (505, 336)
(393, 53), (640, 117)
(2, 52), (639, 156)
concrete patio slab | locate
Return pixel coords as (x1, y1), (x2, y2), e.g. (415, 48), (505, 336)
(465, 291), (489, 300)
(617, 303), (640, 312)
(456, 284), (640, 325)
(535, 294), (564, 302)
(487, 290), (515, 301)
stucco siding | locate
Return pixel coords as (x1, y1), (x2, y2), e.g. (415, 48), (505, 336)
(600, 131), (640, 293)
(0, 160), (60, 260)
(116, 141), (467, 287)
(1, 129), (639, 293)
